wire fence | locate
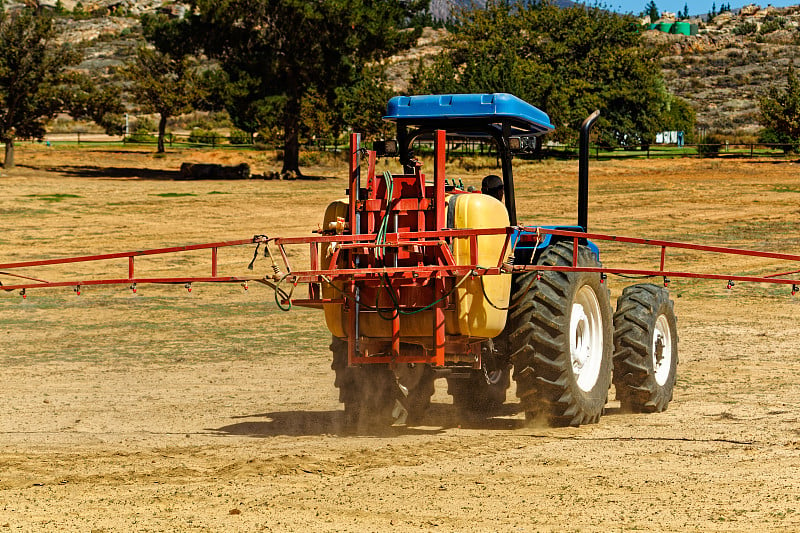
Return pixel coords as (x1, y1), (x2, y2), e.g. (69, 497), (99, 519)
(19, 132), (800, 161)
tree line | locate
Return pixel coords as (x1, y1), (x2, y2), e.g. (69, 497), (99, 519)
(10, 0), (796, 174)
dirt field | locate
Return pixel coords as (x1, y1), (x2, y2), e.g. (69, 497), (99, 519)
(1, 144), (799, 531)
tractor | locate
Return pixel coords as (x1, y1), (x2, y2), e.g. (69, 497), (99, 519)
(318, 93), (679, 428)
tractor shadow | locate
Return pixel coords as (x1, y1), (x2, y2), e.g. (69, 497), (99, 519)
(35, 164), (334, 181)
(45, 165), (183, 180)
(208, 402), (531, 438)
(422, 402), (528, 430)
(208, 410), (445, 437)
(209, 410), (345, 437)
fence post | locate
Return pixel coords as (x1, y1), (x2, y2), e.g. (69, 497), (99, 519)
(77, 132), (81, 145)
(750, 144), (754, 157)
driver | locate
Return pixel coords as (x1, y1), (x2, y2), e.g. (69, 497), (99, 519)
(481, 174), (504, 202)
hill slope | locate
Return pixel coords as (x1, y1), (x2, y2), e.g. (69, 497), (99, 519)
(653, 4), (800, 137)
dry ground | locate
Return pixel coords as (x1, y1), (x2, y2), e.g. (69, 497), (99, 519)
(1, 144), (799, 531)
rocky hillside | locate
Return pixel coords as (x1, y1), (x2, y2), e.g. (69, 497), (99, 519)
(3, 0), (173, 77)
(428, 0), (576, 21)
(651, 4), (800, 138)
(4, 0), (173, 15)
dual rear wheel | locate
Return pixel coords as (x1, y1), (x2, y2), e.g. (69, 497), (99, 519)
(508, 242), (679, 426)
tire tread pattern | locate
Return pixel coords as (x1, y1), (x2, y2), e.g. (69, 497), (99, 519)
(331, 338), (435, 428)
(509, 242), (613, 427)
(612, 283), (679, 413)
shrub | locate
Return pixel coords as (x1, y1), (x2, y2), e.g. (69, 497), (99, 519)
(132, 116), (156, 134)
(228, 129), (252, 145)
(125, 117), (157, 143)
(183, 111), (232, 130)
(125, 133), (156, 143)
(188, 129), (223, 145)
(733, 21), (757, 35)
(697, 134), (724, 157)
(758, 128), (798, 154)
(760, 17), (786, 34)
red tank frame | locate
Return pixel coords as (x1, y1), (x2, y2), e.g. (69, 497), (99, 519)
(340, 130), (468, 367)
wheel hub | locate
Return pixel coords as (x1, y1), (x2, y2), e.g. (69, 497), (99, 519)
(653, 314), (673, 386)
(570, 285), (604, 392)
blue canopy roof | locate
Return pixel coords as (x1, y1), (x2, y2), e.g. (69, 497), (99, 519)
(384, 93), (554, 136)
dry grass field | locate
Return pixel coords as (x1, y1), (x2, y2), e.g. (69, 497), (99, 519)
(1, 143), (799, 531)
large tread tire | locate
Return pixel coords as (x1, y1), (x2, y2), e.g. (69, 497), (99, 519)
(331, 338), (435, 428)
(508, 242), (613, 427)
(613, 283), (678, 413)
(396, 363), (436, 425)
(447, 363), (510, 415)
(331, 337), (363, 426)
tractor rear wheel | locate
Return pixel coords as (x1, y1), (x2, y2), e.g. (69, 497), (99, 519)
(508, 242), (613, 426)
(331, 337), (362, 426)
(612, 284), (678, 413)
(331, 338), (435, 428)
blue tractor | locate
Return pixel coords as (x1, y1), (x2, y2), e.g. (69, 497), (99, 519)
(327, 93), (678, 427)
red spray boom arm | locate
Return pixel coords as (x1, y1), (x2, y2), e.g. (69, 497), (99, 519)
(2, 228), (799, 297)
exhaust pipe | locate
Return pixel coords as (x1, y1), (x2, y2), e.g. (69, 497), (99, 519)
(578, 110), (600, 232)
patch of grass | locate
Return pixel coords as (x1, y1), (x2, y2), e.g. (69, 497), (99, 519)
(151, 193), (198, 198)
(207, 191), (231, 195)
(24, 193), (83, 202)
(715, 220), (797, 243)
(772, 185), (800, 193)
(0, 293), (328, 365)
(0, 207), (57, 216)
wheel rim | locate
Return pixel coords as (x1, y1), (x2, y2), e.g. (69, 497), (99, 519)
(570, 285), (604, 392)
(653, 314), (673, 386)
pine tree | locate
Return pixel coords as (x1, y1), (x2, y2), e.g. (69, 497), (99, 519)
(644, 0), (658, 21)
